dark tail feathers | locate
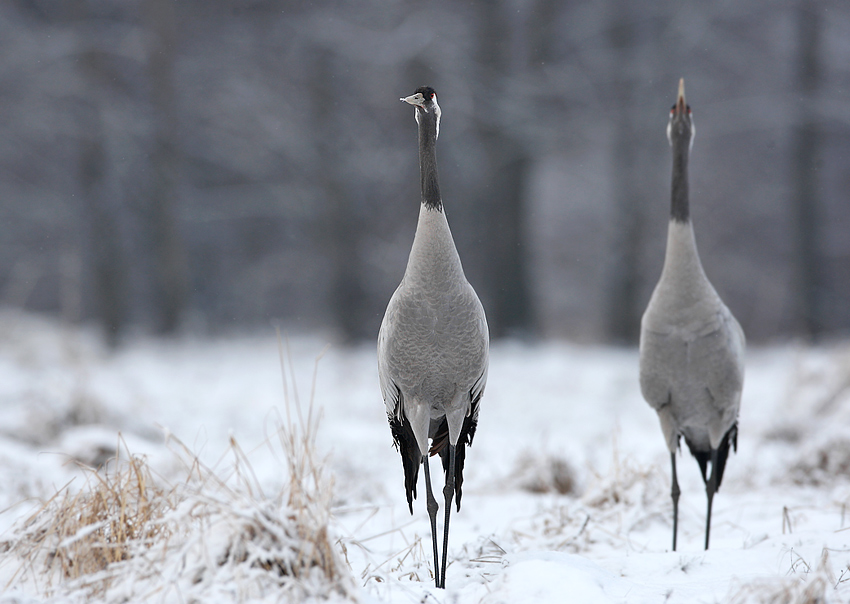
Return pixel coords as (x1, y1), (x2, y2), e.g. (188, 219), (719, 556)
(389, 411), (421, 514)
(685, 423), (738, 491)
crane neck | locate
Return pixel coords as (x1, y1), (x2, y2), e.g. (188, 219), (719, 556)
(417, 110), (442, 212)
(670, 142), (690, 223)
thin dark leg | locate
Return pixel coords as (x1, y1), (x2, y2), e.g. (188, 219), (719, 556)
(671, 452), (680, 552)
(439, 444), (456, 589)
(422, 454), (441, 587)
(704, 448), (719, 550)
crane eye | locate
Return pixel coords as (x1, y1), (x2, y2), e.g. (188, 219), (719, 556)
(671, 104), (676, 111)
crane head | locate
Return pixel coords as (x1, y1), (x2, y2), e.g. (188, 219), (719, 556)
(401, 86), (441, 139)
(667, 78), (695, 151)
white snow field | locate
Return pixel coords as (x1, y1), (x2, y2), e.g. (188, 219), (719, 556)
(1, 309), (849, 603)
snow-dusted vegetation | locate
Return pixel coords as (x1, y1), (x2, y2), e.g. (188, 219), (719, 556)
(1, 310), (849, 602)
(2, 0), (848, 601)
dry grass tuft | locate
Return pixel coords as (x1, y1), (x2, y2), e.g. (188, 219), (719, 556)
(763, 424), (804, 444)
(505, 437), (669, 555)
(6, 442), (173, 593)
(728, 549), (840, 604)
(790, 437), (850, 486)
(582, 437), (665, 511)
(1, 334), (355, 603)
(510, 451), (577, 495)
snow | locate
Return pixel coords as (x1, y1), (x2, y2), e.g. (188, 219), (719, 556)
(1, 309), (850, 602)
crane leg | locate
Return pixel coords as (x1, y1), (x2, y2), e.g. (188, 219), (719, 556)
(422, 454), (441, 587)
(670, 452), (680, 551)
(704, 448), (719, 550)
(439, 444), (457, 589)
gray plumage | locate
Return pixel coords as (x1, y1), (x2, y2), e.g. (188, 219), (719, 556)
(639, 79), (745, 551)
(378, 205), (488, 457)
(378, 87), (488, 588)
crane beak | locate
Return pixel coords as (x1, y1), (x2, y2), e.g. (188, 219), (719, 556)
(676, 78), (687, 115)
(400, 93), (424, 107)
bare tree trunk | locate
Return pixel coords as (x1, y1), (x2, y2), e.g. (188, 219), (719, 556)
(792, 0), (824, 339)
(73, 0), (128, 346)
(604, 4), (645, 344)
(311, 47), (368, 342)
(145, 0), (188, 334)
(473, 0), (534, 338)
(527, 0), (559, 66)
(482, 132), (534, 337)
(78, 107), (127, 346)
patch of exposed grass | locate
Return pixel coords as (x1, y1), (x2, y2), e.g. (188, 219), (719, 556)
(790, 437), (850, 486)
(727, 549), (842, 604)
(6, 440), (172, 593)
(504, 435), (668, 555)
(1, 334), (355, 603)
(510, 451), (577, 496)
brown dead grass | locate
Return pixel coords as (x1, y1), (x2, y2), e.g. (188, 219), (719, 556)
(790, 437), (850, 486)
(582, 434), (665, 510)
(7, 439), (173, 592)
(511, 451), (577, 495)
(1, 332), (353, 602)
(727, 549), (839, 604)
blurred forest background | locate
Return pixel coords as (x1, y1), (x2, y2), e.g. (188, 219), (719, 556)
(1, 0), (848, 346)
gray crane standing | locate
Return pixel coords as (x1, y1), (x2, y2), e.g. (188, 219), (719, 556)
(639, 79), (745, 551)
(378, 87), (489, 588)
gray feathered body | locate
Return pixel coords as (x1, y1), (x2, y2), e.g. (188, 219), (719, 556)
(378, 175), (488, 514)
(381, 87), (488, 587)
(379, 204), (488, 449)
(640, 221), (745, 460)
(643, 79), (743, 550)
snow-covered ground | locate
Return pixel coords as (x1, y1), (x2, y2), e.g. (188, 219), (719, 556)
(1, 309), (849, 602)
